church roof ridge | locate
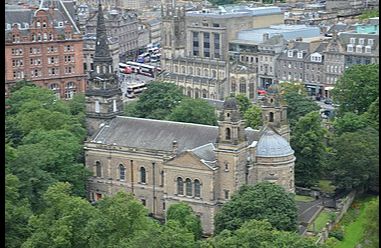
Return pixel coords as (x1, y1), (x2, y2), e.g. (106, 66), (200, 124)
(116, 115), (219, 129)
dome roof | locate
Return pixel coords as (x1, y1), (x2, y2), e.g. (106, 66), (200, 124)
(256, 129), (294, 157)
(223, 97), (238, 110)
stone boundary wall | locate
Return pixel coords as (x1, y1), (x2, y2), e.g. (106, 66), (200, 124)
(315, 190), (357, 244)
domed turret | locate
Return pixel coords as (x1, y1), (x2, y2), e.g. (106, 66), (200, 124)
(256, 129), (294, 157)
(223, 97), (238, 110)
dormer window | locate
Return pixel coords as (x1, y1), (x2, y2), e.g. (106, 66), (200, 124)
(347, 44), (354, 52)
(42, 22), (47, 28)
(359, 38), (364, 45)
(287, 50), (293, 57)
(24, 23), (29, 29)
(6, 23), (11, 30)
(365, 45), (371, 53)
(350, 38), (356, 44)
(36, 21), (41, 27)
(356, 45), (362, 53)
(368, 39), (374, 46)
(58, 22), (64, 27)
(297, 52), (303, 59)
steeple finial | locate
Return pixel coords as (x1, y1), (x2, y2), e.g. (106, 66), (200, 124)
(94, 3), (111, 60)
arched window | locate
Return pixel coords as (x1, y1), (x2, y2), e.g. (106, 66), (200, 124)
(225, 128), (231, 140)
(202, 89), (207, 98)
(177, 177), (184, 195)
(119, 164), (126, 181)
(185, 178), (192, 196)
(194, 179), (201, 197)
(65, 82), (76, 99)
(95, 161), (102, 177)
(269, 112), (274, 122)
(195, 88), (200, 98)
(212, 70), (217, 78)
(182, 66), (186, 74)
(140, 167), (146, 183)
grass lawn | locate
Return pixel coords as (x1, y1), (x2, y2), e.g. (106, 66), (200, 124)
(335, 195), (376, 248)
(295, 194), (315, 202)
(318, 180), (336, 193)
(308, 210), (331, 232)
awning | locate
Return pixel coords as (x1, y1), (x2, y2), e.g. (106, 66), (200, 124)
(325, 86), (334, 90)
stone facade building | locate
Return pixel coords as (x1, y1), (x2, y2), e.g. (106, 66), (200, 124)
(159, 4), (284, 101)
(84, 5), (295, 235)
(5, 1), (86, 99)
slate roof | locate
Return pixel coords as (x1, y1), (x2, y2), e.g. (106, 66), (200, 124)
(91, 116), (261, 152)
(190, 143), (217, 168)
(256, 128), (294, 157)
(5, 9), (34, 27)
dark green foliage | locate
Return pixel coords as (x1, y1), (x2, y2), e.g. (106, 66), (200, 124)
(362, 97), (379, 131)
(235, 94), (252, 114)
(333, 112), (368, 136)
(166, 202), (203, 240)
(134, 81), (185, 119)
(168, 98), (217, 125)
(359, 9), (379, 20)
(282, 91), (320, 130)
(331, 128), (379, 190)
(244, 105), (262, 129)
(123, 100), (139, 117)
(362, 197), (379, 248)
(329, 229), (344, 241)
(291, 112), (326, 187)
(21, 183), (96, 248)
(214, 182), (298, 234)
(204, 219), (321, 248)
(331, 64), (379, 115)
(5, 173), (32, 248)
(209, 0), (236, 6)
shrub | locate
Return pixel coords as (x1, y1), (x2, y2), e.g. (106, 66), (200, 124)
(329, 229), (344, 241)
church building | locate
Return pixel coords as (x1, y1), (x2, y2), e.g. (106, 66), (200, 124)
(85, 4), (295, 235)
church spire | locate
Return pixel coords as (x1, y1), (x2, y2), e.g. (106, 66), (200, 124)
(93, 3), (113, 71)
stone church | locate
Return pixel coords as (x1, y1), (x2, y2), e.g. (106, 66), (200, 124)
(85, 4), (295, 235)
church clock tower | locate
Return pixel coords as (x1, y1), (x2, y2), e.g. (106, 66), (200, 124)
(85, 3), (123, 136)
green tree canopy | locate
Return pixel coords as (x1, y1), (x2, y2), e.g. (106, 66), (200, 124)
(362, 197), (379, 248)
(331, 127), (379, 190)
(6, 173), (32, 248)
(281, 89), (320, 130)
(331, 64), (379, 115)
(235, 94), (252, 114)
(333, 112), (368, 136)
(21, 182), (96, 248)
(166, 202), (203, 240)
(244, 105), (262, 129)
(168, 98), (217, 126)
(133, 82), (185, 119)
(203, 219), (322, 248)
(362, 97), (379, 131)
(291, 111), (326, 187)
(214, 182), (298, 234)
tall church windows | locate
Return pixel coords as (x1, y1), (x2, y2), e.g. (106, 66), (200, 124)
(119, 164), (126, 181)
(95, 100), (100, 113)
(182, 66), (186, 74)
(225, 128), (231, 140)
(185, 178), (192, 196)
(95, 161), (102, 177)
(160, 171), (164, 187)
(140, 167), (146, 183)
(195, 88), (200, 98)
(202, 89), (207, 98)
(194, 179), (201, 198)
(269, 112), (274, 122)
(224, 190), (229, 199)
(177, 177), (184, 195)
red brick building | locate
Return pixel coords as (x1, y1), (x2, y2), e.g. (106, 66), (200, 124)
(5, 4), (86, 99)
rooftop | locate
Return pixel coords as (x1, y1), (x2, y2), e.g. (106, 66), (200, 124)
(187, 6), (281, 18)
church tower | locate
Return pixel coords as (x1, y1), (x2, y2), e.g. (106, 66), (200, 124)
(260, 86), (290, 142)
(161, 0), (186, 67)
(85, 3), (123, 136)
(215, 97), (250, 203)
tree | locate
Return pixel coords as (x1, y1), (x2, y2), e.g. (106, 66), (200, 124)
(235, 94), (252, 114)
(6, 173), (32, 248)
(331, 64), (379, 115)
(244, 105), (262, 129)
(123, 100), (138, 117)
(331, 127), (379, 190)
(291, 111), (326, 187)
(134, 82), (185, 120)
(362, 97), (379, 131)
(282, 91), (320, 130)
(204, 220), (322, 248)
(168, 98), (217, 126)
(214, 182), (298, 234)
(166, 202), (203, 240)
(333, 112), (368, 136)
(21, 182), (96, 248)
(86, 191), (155, 248)
(362, 197), (379, 248)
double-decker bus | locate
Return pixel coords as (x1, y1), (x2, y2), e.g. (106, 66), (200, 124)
(125, 83), (147, 98)
(118, 63), (132, 74)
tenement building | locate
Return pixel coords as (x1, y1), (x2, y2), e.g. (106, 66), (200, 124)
(5, 1), (86, 98)
(159, 4), (284, 101)
(84, 8), (295, 233)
